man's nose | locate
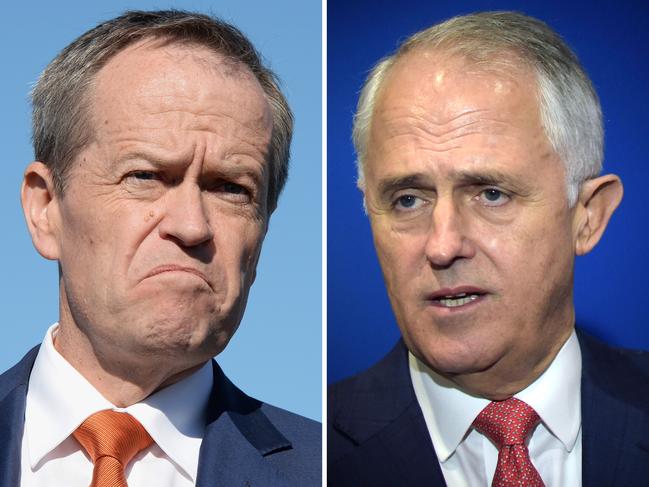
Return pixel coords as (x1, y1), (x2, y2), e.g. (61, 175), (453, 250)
(424, 198), (475, 267)
(158, 182), (214, 247)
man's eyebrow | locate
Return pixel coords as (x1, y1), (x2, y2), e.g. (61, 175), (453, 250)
(451, 169), (533, 195)
(204, 163), (265, 187)
(114, 151), (181, 168)
(376, 169), (533, 196)
(114, 152), (264, 182)
(377, 173), (432, 196)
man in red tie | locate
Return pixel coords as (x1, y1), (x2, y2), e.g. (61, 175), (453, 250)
(328, 11), (649, 486)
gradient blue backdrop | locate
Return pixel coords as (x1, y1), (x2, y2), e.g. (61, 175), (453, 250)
(328, 0), (649, 384)
(1, 0), (321, 421)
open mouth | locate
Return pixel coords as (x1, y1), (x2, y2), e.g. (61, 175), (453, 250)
(434, 292), (481, 308)
(429, 288), (487, 309)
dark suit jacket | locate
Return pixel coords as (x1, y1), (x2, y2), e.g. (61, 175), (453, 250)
(0, 346), (321, 486)
(328, 330), (649, 486)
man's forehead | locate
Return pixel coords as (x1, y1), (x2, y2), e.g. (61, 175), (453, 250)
(88, 39), (272, 132)
(364, 49), (560, 193)
(377, 49), (535, 115)
(368, 50), (544, 154)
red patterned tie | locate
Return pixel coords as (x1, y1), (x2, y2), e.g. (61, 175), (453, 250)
(73, 409), (153, 487)
(473, 397), (545, 487)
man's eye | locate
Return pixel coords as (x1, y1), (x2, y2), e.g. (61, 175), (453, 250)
(222, 182), (248, 195)
(393, 194), (424, 211)
(126, 171), (159, 181)
(212, 181), (252, 203)
(478, 188), (510, 207)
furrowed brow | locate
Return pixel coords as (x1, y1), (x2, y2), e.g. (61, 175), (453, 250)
(377, 173), (431, 196)
(114, 151), (185, 170)
(206, 163), (264, 187)
(452, 170), (533, 195)
(374, 169), (534, 199)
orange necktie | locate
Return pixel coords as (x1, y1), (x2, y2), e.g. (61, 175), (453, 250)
(73, 409), (154, 487)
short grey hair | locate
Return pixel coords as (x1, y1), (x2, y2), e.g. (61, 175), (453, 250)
(32, 9), (293, 211)
(353, 11), (603, 206)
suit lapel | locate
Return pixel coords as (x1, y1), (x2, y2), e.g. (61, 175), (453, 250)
(0, 346), (39, 487)
(0, 384), (28, 487)
(196, 361), (293, 487)
(579, 331), (649, 486)
(360, 400), (446, 485)
(330, 341), (446, 485)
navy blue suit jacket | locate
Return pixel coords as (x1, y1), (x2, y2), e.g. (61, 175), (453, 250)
(328, 330), (649, 486)
(0, 346), (321, 486)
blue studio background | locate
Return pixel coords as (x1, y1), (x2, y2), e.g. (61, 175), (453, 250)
(1, 1), (321, 420)
(328, 0), (649, 384)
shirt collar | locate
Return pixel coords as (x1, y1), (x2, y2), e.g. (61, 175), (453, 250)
(409, 330), (581, 462)
(25, 323), (213, 481)
(517, 331), (581, 452)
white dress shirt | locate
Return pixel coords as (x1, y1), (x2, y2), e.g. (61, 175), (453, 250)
(410, 330), (582, 487)
(21, 323), (213, 487)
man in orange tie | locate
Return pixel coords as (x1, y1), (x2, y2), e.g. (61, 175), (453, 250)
(328, 11), (649, 486)
(0, 10), (319, 486)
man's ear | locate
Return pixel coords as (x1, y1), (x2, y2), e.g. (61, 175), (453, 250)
(21, 162), (61, 260)
(573, 174), (623, 256)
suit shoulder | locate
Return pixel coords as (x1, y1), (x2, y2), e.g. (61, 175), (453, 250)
(579, 329), (649, 375)
(329, 341), (409, 417)
(260, 402), (321, 442)
(330, 341), (408, 392)
(579, 329), (649, 410)
(0, 346), (39, 401)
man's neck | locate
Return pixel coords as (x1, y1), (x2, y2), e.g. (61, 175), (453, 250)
(53, 322), (206, 407)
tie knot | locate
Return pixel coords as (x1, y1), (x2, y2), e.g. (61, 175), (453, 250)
(73, 410), (153, 466)
(473, 397), (540, 448)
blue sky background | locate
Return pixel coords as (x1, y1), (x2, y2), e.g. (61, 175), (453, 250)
(0, 0), (321, 421)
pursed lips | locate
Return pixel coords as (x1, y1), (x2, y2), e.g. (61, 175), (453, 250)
(145, 264), (213, 290)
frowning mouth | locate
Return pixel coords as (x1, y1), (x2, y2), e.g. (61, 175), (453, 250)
(428, 287), (487, 309)
(145, 265), (212, 289)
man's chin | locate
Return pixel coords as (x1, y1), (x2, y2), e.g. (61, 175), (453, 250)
(122, 317), (230, 356)
(409, 337), (501, 378)
(423, 356), (495, 379)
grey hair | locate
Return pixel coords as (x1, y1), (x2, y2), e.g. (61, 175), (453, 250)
(353, 11), (603, 206)
(32, 9), (292, 211)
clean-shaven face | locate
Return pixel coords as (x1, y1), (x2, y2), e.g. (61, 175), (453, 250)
(364, 51), (578, 391)
(52, 39), (273, 363)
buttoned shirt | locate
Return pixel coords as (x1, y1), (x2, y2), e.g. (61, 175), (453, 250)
(410, 330), (582, 487)
(21, 323), (213, 486)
